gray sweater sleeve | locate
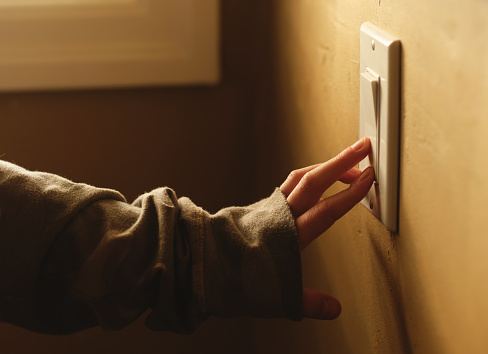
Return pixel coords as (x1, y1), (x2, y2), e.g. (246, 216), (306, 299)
(0, 160), (303, 334)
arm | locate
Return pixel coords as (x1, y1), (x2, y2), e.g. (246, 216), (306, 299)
(0, 161), (302, 334)
(0, 138), (372, 334)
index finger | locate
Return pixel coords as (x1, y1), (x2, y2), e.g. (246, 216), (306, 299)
(287, 138), (371, 217)
(281, 166), (361, 198)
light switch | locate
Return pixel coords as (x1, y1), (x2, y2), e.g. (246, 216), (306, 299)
(359, 22), (400, 232)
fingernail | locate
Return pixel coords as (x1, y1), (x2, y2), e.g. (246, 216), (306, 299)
(351, 138), (365, 151)
(323, 298), (342, 319)
(358, 166), (374, 182)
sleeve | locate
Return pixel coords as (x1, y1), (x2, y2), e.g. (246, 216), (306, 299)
(0, 160), (303, 335)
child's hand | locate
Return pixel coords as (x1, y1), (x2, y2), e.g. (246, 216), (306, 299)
(280, 138), (374, 320)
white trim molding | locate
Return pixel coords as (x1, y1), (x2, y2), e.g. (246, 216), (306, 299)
(0, 0), (220, 91)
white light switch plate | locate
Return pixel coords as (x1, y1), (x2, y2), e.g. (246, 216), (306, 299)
(359, 22), (400, 232)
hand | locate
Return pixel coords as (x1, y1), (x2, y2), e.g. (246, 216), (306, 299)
(280, 137), (374, 320)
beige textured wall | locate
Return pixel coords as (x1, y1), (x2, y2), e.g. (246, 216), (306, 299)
(253, 0), (488, 353)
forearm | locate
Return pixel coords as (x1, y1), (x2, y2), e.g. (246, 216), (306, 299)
(0, 161), (303, 334)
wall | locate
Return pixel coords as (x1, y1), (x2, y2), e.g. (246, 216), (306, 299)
(252, 0), (488, 353)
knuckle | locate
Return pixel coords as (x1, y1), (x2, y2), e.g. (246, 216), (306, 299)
(315, 198), (330, 215)
(287, 169), (301, 184)
(333, 148), (349, 164)
(298, 171), (316, 193)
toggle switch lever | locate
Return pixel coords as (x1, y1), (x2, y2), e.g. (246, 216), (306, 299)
(360, 69), (380, 184)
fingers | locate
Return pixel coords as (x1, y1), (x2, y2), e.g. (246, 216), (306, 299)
(281, 166), (361, 198)
(286, 138), (371, 218)
(297, 166), (374, 250)
(303, 288), (341, 320)
(280, 164), (320, 197)
(339, 167), (362, 184)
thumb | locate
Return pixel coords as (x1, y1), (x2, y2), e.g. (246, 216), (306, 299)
(303, 288), (342, 320)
